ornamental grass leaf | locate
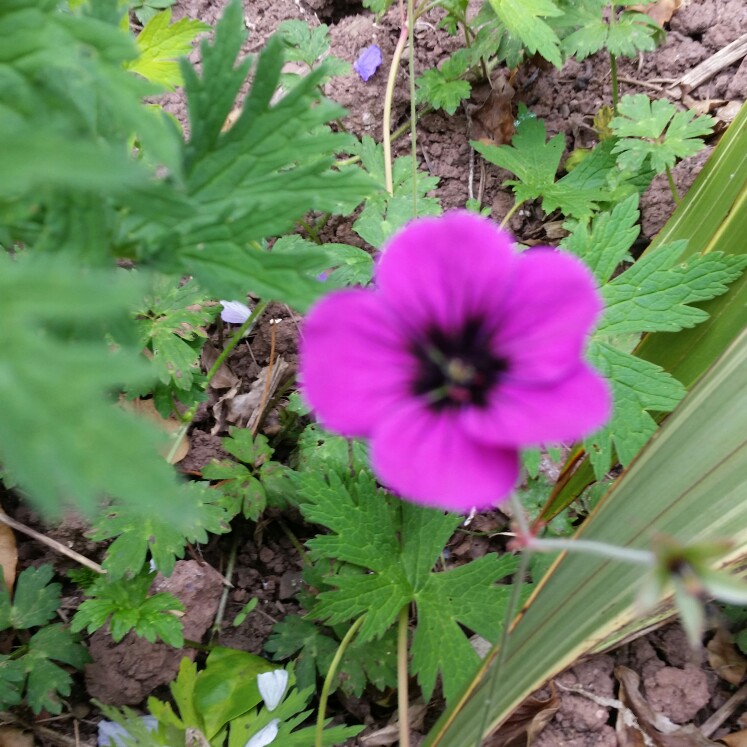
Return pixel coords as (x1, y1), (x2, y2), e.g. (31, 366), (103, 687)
(125, 9), (209, 90)
(611, 94), (714, 173)
(298, 470), (518, 703)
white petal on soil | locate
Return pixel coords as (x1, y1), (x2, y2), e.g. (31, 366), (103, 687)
(244, 719), (280, 747)
(257, 669), (289, 711)
(220, 299), (252, 324)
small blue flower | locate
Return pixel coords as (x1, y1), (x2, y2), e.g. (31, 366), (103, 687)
(354, 45), (382, 82)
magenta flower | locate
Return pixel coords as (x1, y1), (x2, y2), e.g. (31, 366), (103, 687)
(299, 212), (611, 512)
(354, 44), (382, 81)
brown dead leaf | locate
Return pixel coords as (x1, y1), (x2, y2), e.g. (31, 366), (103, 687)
(120, 397), (189, 464)
(0, 513), (17, 594)
(0, 726), (34, 747)
(616, 666), (720, 747)
(631, 0), (681, 26)
(484, 683), (559, 747)
(707, 627), (747, 685)
(721, 728), (747, 747)
(467, 74), (516, 147)
(201, 341), (239, 390)
(359, 702), (427, 746)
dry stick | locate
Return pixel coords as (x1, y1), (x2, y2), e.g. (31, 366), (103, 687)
(251, 317), (278, 437)
(210, 538), (238, 642)
(676, 32), (747, 92)
(0, 512), (104, 574)
(700, 681), (747, 738)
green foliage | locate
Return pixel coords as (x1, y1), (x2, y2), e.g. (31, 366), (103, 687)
(266, 616), (398, 697)
(126, 9), (209, 90)
(1, 0), (373, 525)
(416, 67), (472, 115)
(560, 2), (662, 59)
(271, 235), (374, 287)
(71, 569), (185, 646)
(276, 19), (350, 84)
(202, 429), (276, 521)
(611, 94), (715, 173)
(101, 653), (362, 746)
(133, 275), (215, 407)
(488, 0), (563, 67)
(352, 136), (441, 248)
(89, 485), (230, 579)
(297, 470), (518, 703)
(563, 195), (747, 477)
(129, 0), (177, 26)
(0, 566), (89, 714)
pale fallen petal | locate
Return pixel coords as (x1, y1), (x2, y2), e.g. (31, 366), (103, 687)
(257, 669), (289, 711)
(244, 719), (280, 747)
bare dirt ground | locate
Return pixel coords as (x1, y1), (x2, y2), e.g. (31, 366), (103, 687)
(8, 0), (747, 745)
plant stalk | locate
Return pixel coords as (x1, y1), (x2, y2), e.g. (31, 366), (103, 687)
(315, 615), (365, 747)
(383, 25), (410, 195)
(666, 166), (681, 204)
(398, 604), (412, 747)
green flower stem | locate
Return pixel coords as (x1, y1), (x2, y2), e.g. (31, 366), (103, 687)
(474, 501), (532, 747)
(527, 537), (655, 566)
(499, 201), (524, 229)
(166, 300), (268, 464)
(610, 52), (619, 112)
(666, 166), (681, 204)
(383, 25), (410, 195)
(315, 615), (366, 747)
(398, 604), (411, 747)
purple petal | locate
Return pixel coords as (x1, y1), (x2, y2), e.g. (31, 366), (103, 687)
(493, 249), (603, 383)
(300, 289), (414, 438)
(462, 363), (612, 447)
(371, 403), (521, 511)
(354, 44), (383, 81)
(220, 299), (252, 324)
(375, 212), (514, 337)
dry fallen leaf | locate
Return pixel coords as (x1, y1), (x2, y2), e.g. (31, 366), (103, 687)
(484, 684), (559, 747)
(632, 0), (681, 26)
(0, 726), (34, 747)
(201, 341), (239, 390)
(467, 74), (516, 147)
(721, 728), (747, 747)
(120, 397), (190, 464)
(707, 627), (747, 685)
(616, 666), (720, 747)
(0, 511), (18, 593)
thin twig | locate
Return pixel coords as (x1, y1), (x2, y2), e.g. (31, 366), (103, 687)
(210, 538), (238, 641)
(398, 604), (411, 747)
(0, 512), (104, 574)
(252, 318), (278, 437)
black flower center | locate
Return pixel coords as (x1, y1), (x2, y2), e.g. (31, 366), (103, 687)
(411, 319), (508, 410)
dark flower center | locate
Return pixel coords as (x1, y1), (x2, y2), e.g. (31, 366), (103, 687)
(411, 319), (508, 410)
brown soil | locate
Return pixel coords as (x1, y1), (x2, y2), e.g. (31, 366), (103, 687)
(10, 0), (747, 745)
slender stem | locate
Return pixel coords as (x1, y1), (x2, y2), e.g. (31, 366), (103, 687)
(609, 52), (619, 111)
(527, 537), (655, 566)
(666, 166), (681, 204)
(315, 616), (366, 747)
(210, 538), (238, 640)
(499, 201), (524, 229)
(408, 0), (418, 216)
(166, 300), (268, 464)
(474, 495), (532, 747)
(398, 605), (411, 747)
(383, 25), (410, 196)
